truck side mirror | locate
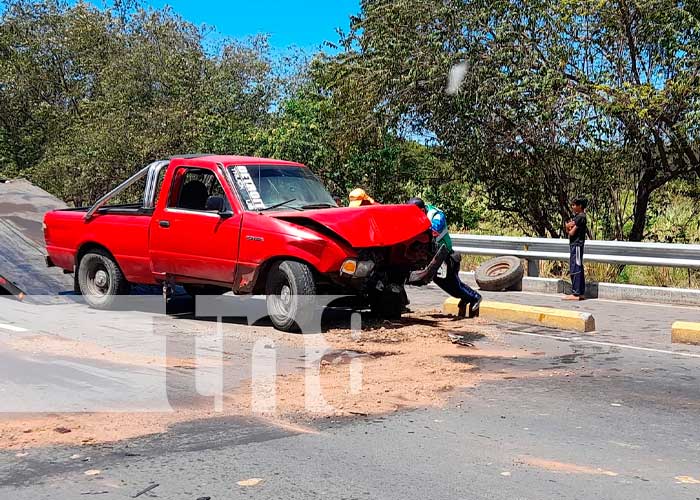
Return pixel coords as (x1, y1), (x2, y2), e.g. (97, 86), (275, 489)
(205, 196), (233, 218)
(205, 196), (224, 212)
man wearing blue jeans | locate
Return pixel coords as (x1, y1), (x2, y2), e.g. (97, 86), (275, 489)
(564, 197), (588, 300)
(407, 197), (482, 317)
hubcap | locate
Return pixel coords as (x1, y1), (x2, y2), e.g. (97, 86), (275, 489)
(280, 285), (292, 304)
(94, 269), (109, 291)
(275, 284), (293, 316)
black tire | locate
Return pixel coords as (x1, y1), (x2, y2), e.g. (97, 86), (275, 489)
(184, 284), (230, 298)
(370, 297), (403, 319)
(77, 250), (130, 309)
(475, 256), (524, 291)
(370, 285), (407, 319)
(265, 261), (318, 333)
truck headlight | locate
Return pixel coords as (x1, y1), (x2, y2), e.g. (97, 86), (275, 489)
(340, 259), (375, 278)
(355, 260), (375, 278)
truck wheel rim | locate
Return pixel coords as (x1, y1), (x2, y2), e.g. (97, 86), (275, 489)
(88, 267), (110, 296)
(279, 285), (292, 313)
(486, 263), (511, 277)
(94, 270), (108, 288)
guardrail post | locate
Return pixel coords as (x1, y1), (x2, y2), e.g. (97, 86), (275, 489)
(522, 244), (540, 277)
(527, 258), (540, 277)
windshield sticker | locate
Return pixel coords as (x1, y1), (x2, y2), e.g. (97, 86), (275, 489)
(232, 166), (266, 210)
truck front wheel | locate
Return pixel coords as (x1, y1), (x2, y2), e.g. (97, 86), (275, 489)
(265, 261), (318, 333)
(77, 250), (130, 309)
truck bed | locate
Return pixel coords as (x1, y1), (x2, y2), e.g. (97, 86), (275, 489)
(57, 204), (152, 216)
(44, 207), (155, 284)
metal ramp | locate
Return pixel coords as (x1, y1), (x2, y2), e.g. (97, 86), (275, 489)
(0, 179), (75, 300)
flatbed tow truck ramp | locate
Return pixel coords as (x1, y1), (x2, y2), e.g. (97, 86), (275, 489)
(0, 179), (75, 300)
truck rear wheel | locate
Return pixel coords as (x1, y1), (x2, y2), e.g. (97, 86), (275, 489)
(265, 260), (318, 333)
(77, 250), (130, 309)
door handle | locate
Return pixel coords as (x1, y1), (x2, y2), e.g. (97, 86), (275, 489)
(159, 220), (170, 228)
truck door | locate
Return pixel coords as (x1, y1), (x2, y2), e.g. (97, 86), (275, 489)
(149, 166), (241, 285)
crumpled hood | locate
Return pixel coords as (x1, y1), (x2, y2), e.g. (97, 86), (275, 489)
(272, 205), (431, 248)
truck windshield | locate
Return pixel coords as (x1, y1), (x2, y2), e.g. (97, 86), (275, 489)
(228, 165), (338, 211)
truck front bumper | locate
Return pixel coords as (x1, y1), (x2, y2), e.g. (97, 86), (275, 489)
(406, 244), (450, 286)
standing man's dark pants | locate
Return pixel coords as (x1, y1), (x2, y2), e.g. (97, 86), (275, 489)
(434, 253), (481, 306)
(570, 243), (586, 297)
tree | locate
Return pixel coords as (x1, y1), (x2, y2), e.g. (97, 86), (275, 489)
(555, 0), (700, 240)
(325, 0), (700, 239)
(0, 0), (275, 203)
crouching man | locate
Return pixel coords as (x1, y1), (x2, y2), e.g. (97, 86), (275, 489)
(407, 197), (482, 318)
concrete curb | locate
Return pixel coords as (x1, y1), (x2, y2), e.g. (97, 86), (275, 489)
(459, 271), (700, 306)
(443, 297), (596, 333)
(460, 272), (563, 294)
(672, 322), (700, 346)
(597, 283), (700, 307)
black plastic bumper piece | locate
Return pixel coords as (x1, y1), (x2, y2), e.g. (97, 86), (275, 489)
(407, 244), (450, 286)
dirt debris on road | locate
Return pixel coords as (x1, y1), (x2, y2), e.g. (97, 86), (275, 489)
(516, 456), (620, 477)
(229, 311), (534, 418)
(0, 309), (547, 449)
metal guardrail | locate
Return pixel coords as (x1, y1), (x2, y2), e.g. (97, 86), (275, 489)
(451, 234), (700, 276)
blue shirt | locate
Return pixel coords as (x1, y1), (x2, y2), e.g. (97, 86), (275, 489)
(426, 204), (453, 252)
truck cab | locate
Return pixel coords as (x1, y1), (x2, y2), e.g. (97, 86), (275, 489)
(44, 155), (435, 331)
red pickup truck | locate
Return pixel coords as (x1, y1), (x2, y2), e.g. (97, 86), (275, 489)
(44, 155), (437, 331)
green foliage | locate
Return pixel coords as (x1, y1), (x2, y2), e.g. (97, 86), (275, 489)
(0, 0), (273, 204)
(1, 0), (697, 245)
(253, 94), (342, 192)
(645, 181), (700, 243)
(324, 0), (700, 240)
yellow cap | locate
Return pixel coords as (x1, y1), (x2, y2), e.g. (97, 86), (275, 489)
(348, 188), (375, 207)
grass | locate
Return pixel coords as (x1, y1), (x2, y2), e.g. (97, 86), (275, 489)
(538, 260), (699, 289)
(458, 255), (700, 289)
(452, 194), (699, 289)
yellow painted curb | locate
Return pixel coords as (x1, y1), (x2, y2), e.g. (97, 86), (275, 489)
(672, 322), (700, 346)
(444, 298), (596, 333)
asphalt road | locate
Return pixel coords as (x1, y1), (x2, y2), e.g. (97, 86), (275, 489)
(1, 286), (699, 499)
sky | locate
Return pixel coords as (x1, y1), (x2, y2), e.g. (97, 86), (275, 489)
(123, 0), (360, 53)
(0, 1), (361, 54)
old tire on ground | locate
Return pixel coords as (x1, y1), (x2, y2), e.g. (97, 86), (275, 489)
(475, 256), (524, 291)
(77, 249), (130, 309)
(265, 260), (318, 333)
